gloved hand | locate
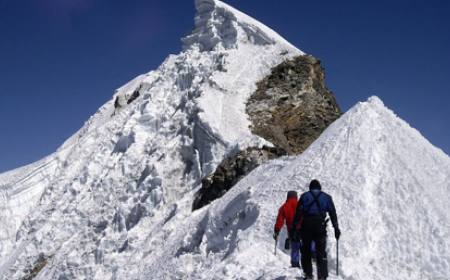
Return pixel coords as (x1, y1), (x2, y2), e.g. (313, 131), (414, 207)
(334, 228), (341, 240)
(289, 230), (294, 240)
(289, 229), (299, 242)
(273, 230), (279, 240)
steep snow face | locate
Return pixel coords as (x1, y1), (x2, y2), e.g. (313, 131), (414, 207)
(0, 155), (57, 262)
(0, 0), (305, 278)
(182, 0), (299, 51)
(2, 1), (448, 279)
(134, 97), (450, 280)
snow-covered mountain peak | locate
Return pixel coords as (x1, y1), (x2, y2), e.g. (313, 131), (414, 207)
(1, 0), (448, 278)
(135, 96), (450, 280)
(334, 95), (399, 133)
(366, 95), (385, 106)
(321, 95), (435, 154)
(183, 0), (301, 52)
(0, 1), (307, 278)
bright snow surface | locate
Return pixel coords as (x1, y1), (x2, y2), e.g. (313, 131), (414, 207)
(1, 0), (450, 279)
(133, 97), (450, 280)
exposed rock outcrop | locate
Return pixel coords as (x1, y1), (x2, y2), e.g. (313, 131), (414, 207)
(127, 89), (140, 105)
(193, 55), (341, 211)
(21, 254), (49, 280)
(113, 87), (142, 115)
(247, 55), (341, 154)
(192, 146), (285, 210)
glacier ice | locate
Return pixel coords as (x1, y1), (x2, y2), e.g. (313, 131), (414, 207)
(0, 0), (302, 278)
(0, 0), (449, 279)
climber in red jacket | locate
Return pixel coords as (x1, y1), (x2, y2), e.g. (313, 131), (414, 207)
(273, 190), (301, 267)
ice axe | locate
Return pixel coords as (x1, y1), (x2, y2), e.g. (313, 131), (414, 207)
(336, 239), (339, 276)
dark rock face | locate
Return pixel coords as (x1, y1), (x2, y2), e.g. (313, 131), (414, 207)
(21, 254), (49, 280)
(193, 55), (341, 211)
(112, 87), (141, 116)
(246, 55), (341, 154)
(114, 96), (120, 109)
(192, 146), (285, 210)
(127, 90), (140, 105)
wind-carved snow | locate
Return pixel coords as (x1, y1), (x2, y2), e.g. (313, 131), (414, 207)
(1, 0), (449, 279)
(0, 155), (57, 263)
(137, 97), (450, 280)
(182, 0), (299, 52)
(0, 0), (305, 278)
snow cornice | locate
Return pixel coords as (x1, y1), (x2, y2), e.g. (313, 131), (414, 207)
(182, 0), (302, 53)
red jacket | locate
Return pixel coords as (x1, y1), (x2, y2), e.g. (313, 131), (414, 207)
(274, 197), (300, 236)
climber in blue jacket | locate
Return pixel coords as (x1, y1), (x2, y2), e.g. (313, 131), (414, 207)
(291, 179), (341, 280)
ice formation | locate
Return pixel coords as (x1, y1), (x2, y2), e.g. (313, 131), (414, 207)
(0, 0), (449, 279)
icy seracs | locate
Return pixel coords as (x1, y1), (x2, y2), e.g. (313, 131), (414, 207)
(1, 0), (302, 278)
(0, 0), (449, 280)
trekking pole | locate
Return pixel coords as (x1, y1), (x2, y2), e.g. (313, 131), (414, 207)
(274, 237), (278, 256)
(336, 239), (339, 276)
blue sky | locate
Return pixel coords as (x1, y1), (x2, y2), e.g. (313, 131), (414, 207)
(0, 0), (449, 172)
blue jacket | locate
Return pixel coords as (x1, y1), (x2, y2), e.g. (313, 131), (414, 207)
(296, 189), (339, 230)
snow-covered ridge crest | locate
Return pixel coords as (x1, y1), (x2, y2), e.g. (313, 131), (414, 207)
(140, 96), (450, 279)
(183, 0), (301, 52)
(4, 0), (448, 279)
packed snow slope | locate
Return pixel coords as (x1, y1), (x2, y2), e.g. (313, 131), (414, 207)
(124, 97), (449, 280)
(1, 1), (449, 280)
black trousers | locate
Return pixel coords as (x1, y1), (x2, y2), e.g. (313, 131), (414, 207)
(301, 216), (328, 279)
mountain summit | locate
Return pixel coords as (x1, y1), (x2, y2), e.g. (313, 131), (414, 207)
(0, 0), (311, 277)
(182, 0), (299, 51)
(138, 96), (450, 280)
(1, 1), (449, 279)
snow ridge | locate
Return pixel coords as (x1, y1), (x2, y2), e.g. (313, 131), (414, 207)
(0, 0), (449, 278)
(139, 96), (450, 280)
(182, 0), (301, 52)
